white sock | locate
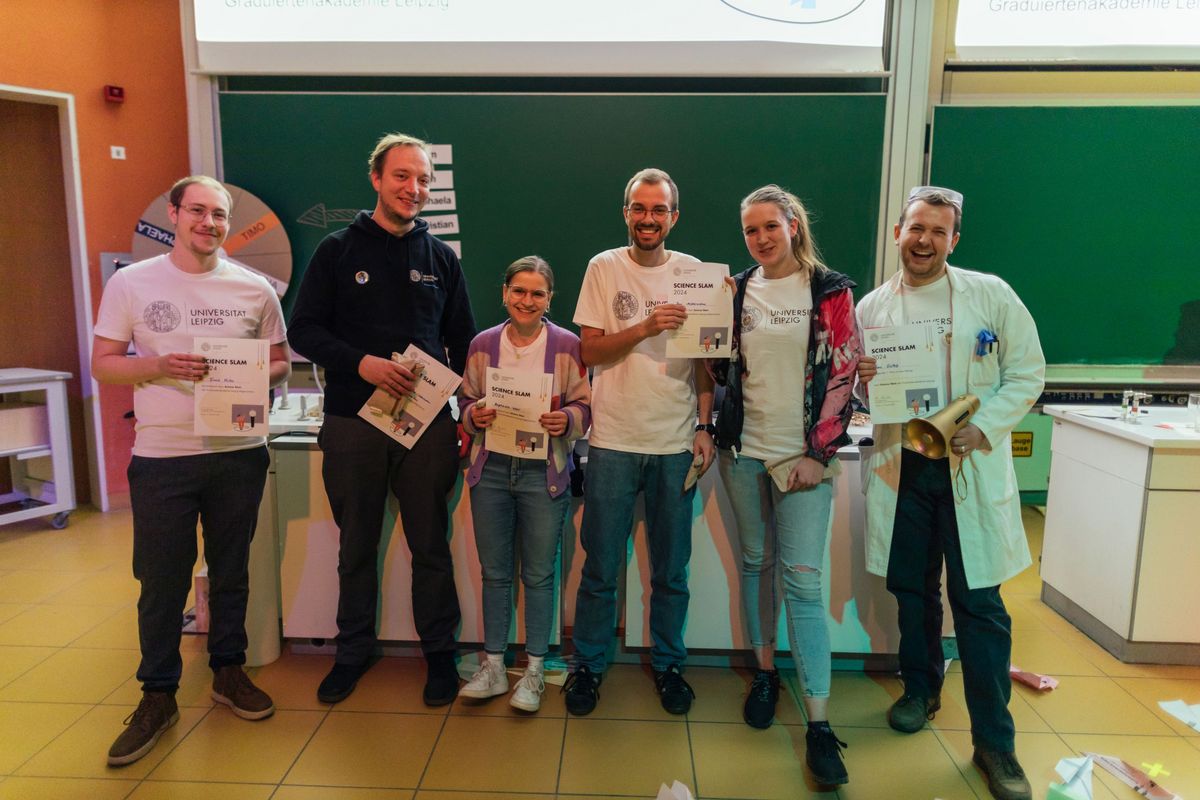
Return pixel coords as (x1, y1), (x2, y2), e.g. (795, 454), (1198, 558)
(526, 655), (544, 673)
(486, 652), (504, 667)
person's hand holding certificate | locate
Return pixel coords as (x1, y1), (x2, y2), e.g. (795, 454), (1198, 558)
(665, 262), (733, 358)
(359, 344), (462, 447)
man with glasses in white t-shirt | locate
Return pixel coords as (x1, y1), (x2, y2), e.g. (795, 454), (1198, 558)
(93, 176), (291, 767)
(564, 168), (715, 717)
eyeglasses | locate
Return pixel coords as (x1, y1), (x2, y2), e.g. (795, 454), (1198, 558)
(506, 286), (550, 302)
(176, 204), (230, 225)
(625, 204), (674, 220)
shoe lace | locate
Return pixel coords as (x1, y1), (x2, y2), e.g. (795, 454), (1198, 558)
(990, 751), (1026, 780)
(810, 726), (849, 759)
(515, 670), (545, 694)
(562, 667), (598, 697)
(123, 694), (166, 730)
(749, 671), (776, 701)
(655, 667), (696, 699)
(472, 660), (504, 684)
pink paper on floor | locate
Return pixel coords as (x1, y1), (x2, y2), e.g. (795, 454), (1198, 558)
(1010, 665), (1058, 690)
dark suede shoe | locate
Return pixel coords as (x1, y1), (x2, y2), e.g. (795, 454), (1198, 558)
(973, 747), (1032, 800)
(423, 651), (460, 706)
(743, 669), (780, 729)
(887, 692), (941, 733)
(562, 666), (601, 716)
(654, 664), (695, 715)
(805, 722), (849, 786)
(107, 691), (179, 767)
(317, 661), (370, 704)
(212, 665), (275, 720)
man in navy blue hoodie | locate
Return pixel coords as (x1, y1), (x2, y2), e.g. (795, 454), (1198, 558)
(289, 133), (477, 706)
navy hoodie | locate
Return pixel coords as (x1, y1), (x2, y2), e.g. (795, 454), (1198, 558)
(288, 211), (477, 417)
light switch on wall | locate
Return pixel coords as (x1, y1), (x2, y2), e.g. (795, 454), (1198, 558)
(110, 145), (126, 160)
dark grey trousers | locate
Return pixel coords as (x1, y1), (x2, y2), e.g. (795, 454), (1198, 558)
(129, 446), (269, 692)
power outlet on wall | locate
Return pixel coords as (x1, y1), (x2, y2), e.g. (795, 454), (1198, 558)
(110, 145), (126, 160)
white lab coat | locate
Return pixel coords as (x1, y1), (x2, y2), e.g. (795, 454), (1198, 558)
(856, 266), (1046, 589)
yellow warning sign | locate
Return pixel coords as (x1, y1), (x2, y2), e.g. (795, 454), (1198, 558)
(1012, 431), (1033, 457)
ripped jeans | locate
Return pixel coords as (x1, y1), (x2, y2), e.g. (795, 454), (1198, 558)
(719, 452), (835, 698)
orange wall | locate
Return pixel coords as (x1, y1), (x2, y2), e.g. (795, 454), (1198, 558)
(0, 0), (191, 499)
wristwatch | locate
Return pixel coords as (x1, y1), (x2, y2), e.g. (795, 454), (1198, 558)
(695, 423), (717, 436)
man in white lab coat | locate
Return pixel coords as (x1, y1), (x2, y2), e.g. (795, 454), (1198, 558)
(857, 187), (1044, 800)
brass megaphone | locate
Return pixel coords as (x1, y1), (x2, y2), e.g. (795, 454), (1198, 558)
(905, 394), (980, 459)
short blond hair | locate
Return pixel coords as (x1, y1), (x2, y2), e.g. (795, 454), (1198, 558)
(368, 132), (430, 176)
(169, 176), (231, 210)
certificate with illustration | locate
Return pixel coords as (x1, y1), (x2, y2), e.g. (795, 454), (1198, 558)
(484, 367), (554, 460)
(358, 344), (462, 448)
(665, 262), (733, 359)
(193, 337), (270, 437)
(863, 322), (945, 424)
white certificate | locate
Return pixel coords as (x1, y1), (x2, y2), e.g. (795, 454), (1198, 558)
(358, 344), (463, 448)
(863, 323), (946, 424)
(484, 367), (554, 460)
(665, 262), (734, 359)
(193, 337), (270, 437)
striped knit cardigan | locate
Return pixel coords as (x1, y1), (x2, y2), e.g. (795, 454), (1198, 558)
(459, 320), (591, 498)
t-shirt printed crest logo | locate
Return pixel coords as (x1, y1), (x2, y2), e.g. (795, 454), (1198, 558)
(409, 269), (422, 283)
(612, 290), (639, 321)
(143, 300), (182, 333)
(741, 304), (763, 333)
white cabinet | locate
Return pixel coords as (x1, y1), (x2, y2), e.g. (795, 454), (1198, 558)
(0, 368), (75, 529)
(1042, 405), (1200, 663)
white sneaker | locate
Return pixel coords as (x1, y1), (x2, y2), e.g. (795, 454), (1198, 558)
(509, 666), (545, 712)
(460, 659), (508, 699)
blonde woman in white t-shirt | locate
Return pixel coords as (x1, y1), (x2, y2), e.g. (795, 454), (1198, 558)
(711, 185), (861, 787)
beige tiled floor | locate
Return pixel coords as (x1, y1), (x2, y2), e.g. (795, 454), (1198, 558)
(1, 506), (1199, 799)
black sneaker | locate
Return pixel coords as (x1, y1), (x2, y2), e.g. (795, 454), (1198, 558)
(743, 669), (780, 729)
(887, 692), (940, 733)
(654, 664), (695, 715)
(107, 691), (179, 767)
(563, 666), (601, 716)
(423, 651), (460, 706)
(805, 723), (849, 786)
(973, 747), (1032, 800)
(317, 661), (370, 704)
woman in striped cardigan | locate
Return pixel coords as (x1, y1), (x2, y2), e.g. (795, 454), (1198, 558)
(457, 255), (591, 712)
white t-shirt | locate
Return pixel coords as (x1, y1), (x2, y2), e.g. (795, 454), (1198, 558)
(498, 324), (548, 371)
(573, 247), (699, 454)
(738, 270), (812, 462)
(898, 273), (952, 416)
(94, 254), (288, 458)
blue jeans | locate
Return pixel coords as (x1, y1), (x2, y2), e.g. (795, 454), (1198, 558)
(128, 446), (269, 692)
(573, 446), (695, 672)
(470, 452), (569, 657)
(719, 452), (834, 698)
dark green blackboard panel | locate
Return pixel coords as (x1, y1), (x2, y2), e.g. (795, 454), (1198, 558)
(219, 93), (885, 330)
(930, 105), (1200, 366)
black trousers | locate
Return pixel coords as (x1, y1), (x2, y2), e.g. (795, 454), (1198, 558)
(318, 412), (461, 663)
(886, 448), (1016, 752)
(129, 446), (269, 692)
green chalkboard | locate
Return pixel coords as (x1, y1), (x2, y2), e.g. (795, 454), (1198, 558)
(218, 92), (886, 331)
(930, 105), (1200, 366)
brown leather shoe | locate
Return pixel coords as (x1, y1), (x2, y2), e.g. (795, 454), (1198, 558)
(973, 747), (1032, 800)
(212, 665), (275, 720)
(107, 691), (179, 766)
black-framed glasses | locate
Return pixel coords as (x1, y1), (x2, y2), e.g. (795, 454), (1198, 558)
(625, 204), (674, 221)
